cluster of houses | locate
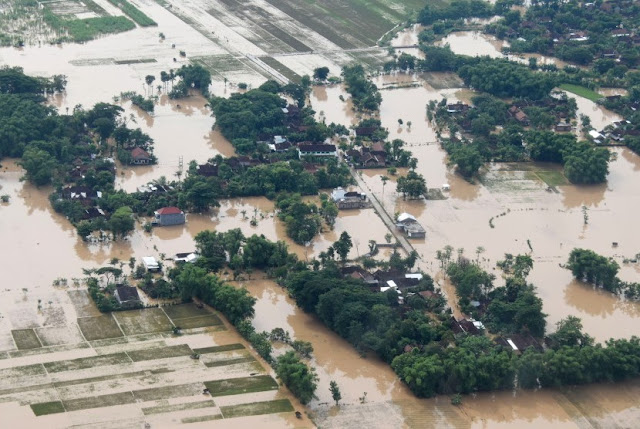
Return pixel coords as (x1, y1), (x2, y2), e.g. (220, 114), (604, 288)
(60, 185), (107, 220)
(588, 119), (639, 145)
(340, 266), (438, 304)
(345, 142), (388, 168)
(446, 96), (576, 134)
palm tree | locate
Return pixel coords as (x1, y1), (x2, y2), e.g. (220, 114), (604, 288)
(145, 75), (156, 96)
(381, 175), (389, 197)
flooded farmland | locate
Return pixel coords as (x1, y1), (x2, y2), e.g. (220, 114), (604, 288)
(2, 0), (640, 427)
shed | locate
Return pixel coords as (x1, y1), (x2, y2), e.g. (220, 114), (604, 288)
(142, 256), (160, 271)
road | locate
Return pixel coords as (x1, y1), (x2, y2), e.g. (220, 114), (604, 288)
(349, 167), (418, 258)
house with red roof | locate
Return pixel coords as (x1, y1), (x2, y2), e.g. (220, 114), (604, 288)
(154, 206), (185, 226)
(131, 147), (152, 165)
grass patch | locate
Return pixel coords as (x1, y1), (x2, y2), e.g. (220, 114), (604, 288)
(113, 308), (174, 336)
(535, 170), (569, 187)
(107, 0), (157, 26)
(43, 352), (132, 373)
(53, 369), (167, 388)
(182, 414), (223, 423)
(133, 382), (204, 401)
(193, 343), (245, 354)
(127, 344), (193, 362)
(559, 84), (603, 102)
(205, 356), (256, 368)
(11, 329), (42, 350)
(204, 375), (278, 397)
(258, 56), (302, 83)
(172, 315), (223, 329)
(162, 303), (212, 320)
(63, 391), (135, 411)
(220, 399), (294, 418)
(142, 400), (216, 415)
(31, 401), (65, 416)
(43, 9), (136, 43)
(77, 315), (124, 341)
(0, 364), (46, 379)
(114, 58), (157, 65)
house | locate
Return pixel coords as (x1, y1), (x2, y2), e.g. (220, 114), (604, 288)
(297, 143), (337, 158)
(154, 207), (185, 226)
(371, 142), (387, 157)
(601, 49), (619, 59)
(62, 186), (102, 201)
(331, 187), (370, 209)
(509, 106), (529, 126)
(197, 163), (218, 177)
(175, 252), (199, 263)
(568, 31), (589, 42)
(396, 213), (426, 238)
(83, 207), (106, 220)
(114, 285), (141, 305)
(273, 135), (287, 145)
(131, 147), (152, 165)
(588, 129), (605, 144)
(555, 121), (572, 132)
(340, 266), (378, 285)
(449, 317), (485, 336)
(611, 28), (631, 38)
(446, 103), (470, 114)
(268, 141), (292, 152)
(495, 334), (543, 354)
(373, 270), (423, 289)
(355, 127), (377, 137)
(142, 256), (160, 272)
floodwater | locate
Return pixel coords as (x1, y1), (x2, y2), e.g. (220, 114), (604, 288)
(310, 84), (359, 127)
(241, 279), (640, 428)
(565, 91), (622, 133)
(2, 9), (640, 427)
(437, 31), (506, 58)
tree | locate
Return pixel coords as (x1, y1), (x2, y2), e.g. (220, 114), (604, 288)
(276, 351), (318, 404)
(562, 142), (611, 185)
(548, 316), (594, 349)
(19, 147), (56, 186)
(313, 66), (330, 80)
(396, 171), (427, 199)
(333, 231), (353, 263)
(145, 75), (155, 95)
(329, 380), (342, 405)
(566, 248), (620, 292)
(76, 220), (93, 240)
(448, 144), (483, 179)
(109, 206), (135, 239)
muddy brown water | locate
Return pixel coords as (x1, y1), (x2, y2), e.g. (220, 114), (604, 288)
(1, 15), (640, 426)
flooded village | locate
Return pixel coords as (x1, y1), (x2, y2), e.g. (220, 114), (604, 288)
(1, 0), (640, 428)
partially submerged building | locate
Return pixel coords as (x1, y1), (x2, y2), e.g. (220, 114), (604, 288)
(154, 207), (186, 226)
(142, 256), (160, 272)
(330, 187), (370, 209)
(396, 213), (426, 238)
(115, 285), (142, 307)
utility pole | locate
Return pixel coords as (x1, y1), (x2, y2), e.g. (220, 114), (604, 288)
(177, 155), (184, 182)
